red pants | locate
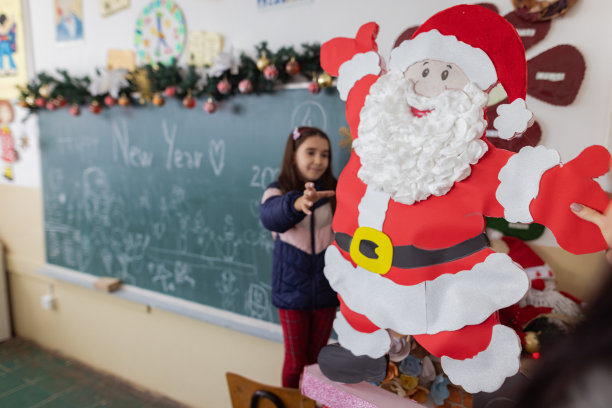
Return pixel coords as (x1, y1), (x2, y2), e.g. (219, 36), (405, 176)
(278, 307), (336, 388)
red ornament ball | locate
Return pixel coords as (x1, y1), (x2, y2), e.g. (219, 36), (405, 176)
(217, 79), (232, 95)
(69, 105), (81, 116)
(56, 97), (68, 108)
(35, 97), (46, 108)
(285, 59), (300, 76)
(204, 99), (217, 114)
(263, 65), (279, 81)
(89, 101), (102, 115)
(104, 95), (116, 107)
(45, 101), (56, 111)
(164, 86), (177, 97)
(308, 81), (321, 95)
(183, 95), (196, 109)
(238, 79), (253, 94)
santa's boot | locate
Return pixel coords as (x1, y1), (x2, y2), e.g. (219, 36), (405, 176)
(441, 325), (521, 393)
(318, 343), (388, 384)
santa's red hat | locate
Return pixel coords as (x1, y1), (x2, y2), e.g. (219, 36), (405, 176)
(502, 236), (554, 285)
(389, 4), (533, 140)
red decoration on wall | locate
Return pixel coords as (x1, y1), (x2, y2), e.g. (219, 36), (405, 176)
(527, 44), (585, 106)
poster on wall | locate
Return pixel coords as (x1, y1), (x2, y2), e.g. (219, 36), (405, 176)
(0, 101), (40, 188)
(99, 0), (130, 17)
(257, 0), (313, 10)
(0, 0), (28, 99)
(55, 0), (84, 43)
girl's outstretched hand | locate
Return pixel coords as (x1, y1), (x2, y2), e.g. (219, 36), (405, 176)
(294, 182), (335, 215)
(571, 201), (612, 263)
(571, 202), (612, 246)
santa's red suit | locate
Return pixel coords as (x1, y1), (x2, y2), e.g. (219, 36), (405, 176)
(319, 6), (610, 393)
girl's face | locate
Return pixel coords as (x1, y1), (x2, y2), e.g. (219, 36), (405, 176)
(294, 135), (330, 182)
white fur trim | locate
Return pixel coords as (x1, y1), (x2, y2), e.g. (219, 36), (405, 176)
(426, 253), (529, 334)
(496, 145), (560, 223)
(493, 99), (533, 140)
(441, 325), (521, 393)
(324, 247), (528, 336)
(334, 311), (391, 358)
(389, 30), (497, 91)
(324, 245), (428, 333)
(357, 186), (390, 229)
(337, 51), (381, 101)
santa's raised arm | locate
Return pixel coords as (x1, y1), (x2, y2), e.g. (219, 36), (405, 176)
(317, 4), (610, 394)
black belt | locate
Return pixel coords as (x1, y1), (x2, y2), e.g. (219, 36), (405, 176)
(335, 231), (489, 270)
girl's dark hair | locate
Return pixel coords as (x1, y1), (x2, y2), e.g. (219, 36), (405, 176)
(277, 126), (337, 212)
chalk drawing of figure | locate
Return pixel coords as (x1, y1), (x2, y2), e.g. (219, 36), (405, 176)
(216, 214), (240, 262)
(245, 283), (272, 321)
(216, 269), (239, 311)
(191, 210), (215, 255)
(0, 14), (16, 75)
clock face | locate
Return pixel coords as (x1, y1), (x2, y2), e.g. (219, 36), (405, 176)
(134, 0), (186, 65)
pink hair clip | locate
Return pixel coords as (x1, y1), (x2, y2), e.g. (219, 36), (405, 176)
(292, 127), (301, 140)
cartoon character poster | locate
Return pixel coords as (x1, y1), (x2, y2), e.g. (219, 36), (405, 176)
(0, 100), (40, 187)
(55, 0), (84, 43)
(0, 0), (28, 99)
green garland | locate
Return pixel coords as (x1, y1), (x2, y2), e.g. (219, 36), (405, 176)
(17, 42), (328, 113)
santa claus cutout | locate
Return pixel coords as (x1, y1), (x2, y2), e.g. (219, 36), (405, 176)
(317, 4), (610, 393)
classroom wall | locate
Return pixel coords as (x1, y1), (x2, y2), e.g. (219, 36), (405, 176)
(2, 1), (612, 407)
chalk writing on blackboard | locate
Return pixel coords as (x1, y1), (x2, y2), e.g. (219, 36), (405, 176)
(39, 89), (348, 329)
(291, 100), (328, 130)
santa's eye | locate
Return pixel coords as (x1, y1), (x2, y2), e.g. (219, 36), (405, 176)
(441, 70), (449, 80)
(422, 68), (429, 78)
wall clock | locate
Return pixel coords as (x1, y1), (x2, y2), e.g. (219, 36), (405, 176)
(134, 0), (186, 65)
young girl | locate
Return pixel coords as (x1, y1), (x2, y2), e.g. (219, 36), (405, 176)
(260, 126), (339, 388)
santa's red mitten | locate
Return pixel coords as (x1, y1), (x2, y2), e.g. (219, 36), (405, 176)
(321, 22), (382, 103)
(530, 145), (610, 254)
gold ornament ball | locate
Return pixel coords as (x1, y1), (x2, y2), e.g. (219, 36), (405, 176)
(257, 55), (270, 71)
(317, 72), (333, 89)
(25, 95), (35, 106)
(524, 331), (540, 354)
(152, 93), (165, 107)
(118, 94), (131, 107)
(39, 85), (51, 99)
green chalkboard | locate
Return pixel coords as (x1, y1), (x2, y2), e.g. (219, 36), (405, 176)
(39, 88), (349, 326)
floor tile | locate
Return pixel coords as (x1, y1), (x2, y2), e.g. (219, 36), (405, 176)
(0, 338), (188, 408)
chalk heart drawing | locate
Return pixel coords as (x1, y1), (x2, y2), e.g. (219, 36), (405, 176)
(249, 199), (260, 218)
(209, 140), (225, 176)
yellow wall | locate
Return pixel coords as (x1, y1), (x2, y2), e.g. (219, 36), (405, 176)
(1, 184), (610, 407)
(1, 184), (284, 408)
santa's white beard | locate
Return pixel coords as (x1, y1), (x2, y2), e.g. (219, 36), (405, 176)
(354, 71), (489, 205)
(521, 287), (582, 317)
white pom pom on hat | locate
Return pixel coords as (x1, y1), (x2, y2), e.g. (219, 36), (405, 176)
(389, 4), (533, 139)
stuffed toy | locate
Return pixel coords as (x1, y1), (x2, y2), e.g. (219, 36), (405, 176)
(499, 236), (583, 356)
(317, 4), (609, 393)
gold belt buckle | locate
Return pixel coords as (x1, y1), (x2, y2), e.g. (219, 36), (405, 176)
(349, 226), (393, 275)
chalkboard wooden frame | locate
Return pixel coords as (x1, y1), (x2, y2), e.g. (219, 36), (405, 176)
(38, 264), (284, 341)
